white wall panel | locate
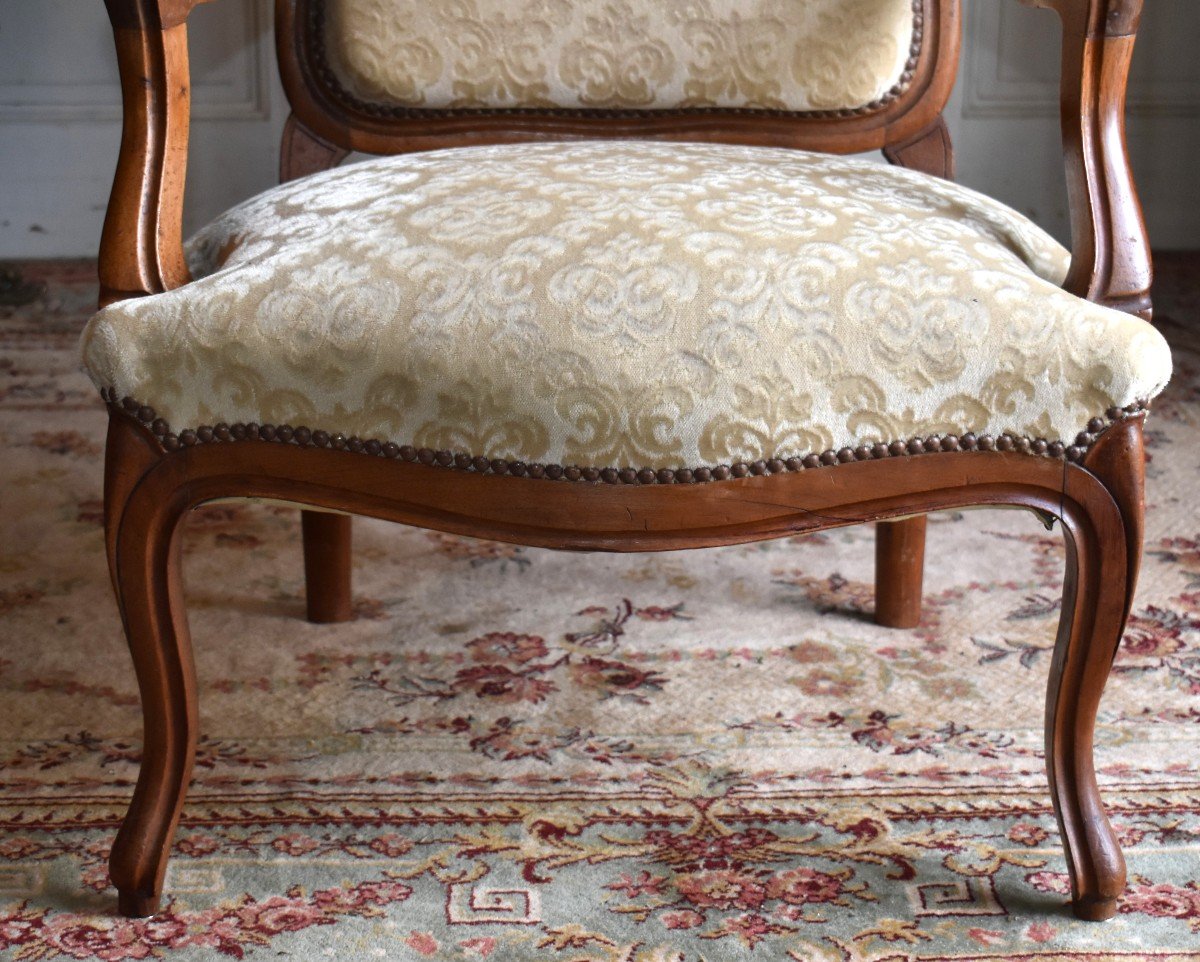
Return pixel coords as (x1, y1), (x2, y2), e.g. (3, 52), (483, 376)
(0, 0), (283, 258)
(954, 0), (1199, 248)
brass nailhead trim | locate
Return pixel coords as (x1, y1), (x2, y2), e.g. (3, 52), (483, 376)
(102, 388), (1149, 486)
(305, 0), (925, 123)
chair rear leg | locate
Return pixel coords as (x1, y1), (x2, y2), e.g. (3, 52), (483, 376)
(874, 516), (927, 628)
(105, 417), (197, 918)
(302, 510), (354, 623)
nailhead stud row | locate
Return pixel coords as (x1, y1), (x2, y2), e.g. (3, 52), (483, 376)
(103, 389), (1147, 486)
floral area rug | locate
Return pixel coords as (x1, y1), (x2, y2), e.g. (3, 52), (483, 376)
(1, 257), (1198, 960)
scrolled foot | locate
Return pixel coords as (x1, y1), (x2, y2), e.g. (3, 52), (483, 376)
(118, 889), (162, 918)
(1072, 894), (1119, 921)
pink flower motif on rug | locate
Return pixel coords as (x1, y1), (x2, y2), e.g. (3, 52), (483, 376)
(1120, 878), (1200, 928)
(0, 880), (411, 960)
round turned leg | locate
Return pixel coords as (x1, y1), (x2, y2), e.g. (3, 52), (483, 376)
(874, 516), (927, 628)
(302, 510), (354, 623)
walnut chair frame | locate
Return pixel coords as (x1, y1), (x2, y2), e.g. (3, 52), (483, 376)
(98, 0), (1153, 921)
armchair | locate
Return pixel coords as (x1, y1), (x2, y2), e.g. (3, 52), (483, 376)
(89, 0), (1171, 922)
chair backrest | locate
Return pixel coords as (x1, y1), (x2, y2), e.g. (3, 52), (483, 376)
(276, 0), (960, 156)
(97, 0), (1152, 320)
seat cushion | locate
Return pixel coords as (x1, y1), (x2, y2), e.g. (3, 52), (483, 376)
(324, 0), (917, 112)
(82, 141), (1172, 474)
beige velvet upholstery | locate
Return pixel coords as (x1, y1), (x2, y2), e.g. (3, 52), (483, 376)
(82, 142), (1172, 472)
(324, 0), (918, 111)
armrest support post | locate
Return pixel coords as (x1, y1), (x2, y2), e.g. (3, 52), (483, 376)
(1019, 0), (1152, 319)
(99, 0), (214, 308)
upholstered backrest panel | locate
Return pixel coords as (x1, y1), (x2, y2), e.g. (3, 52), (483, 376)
(321, 0), (920, 113)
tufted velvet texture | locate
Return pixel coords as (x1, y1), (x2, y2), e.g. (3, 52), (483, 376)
(82, 142), (1172, 472)
(322, 0), (919, 112)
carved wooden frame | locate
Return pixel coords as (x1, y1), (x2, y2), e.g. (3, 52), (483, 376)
(96, 0), (1155, 924)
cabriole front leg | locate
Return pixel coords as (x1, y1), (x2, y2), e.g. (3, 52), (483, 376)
(104, 416), (198, 918)
(1046, 435), (1142, 921)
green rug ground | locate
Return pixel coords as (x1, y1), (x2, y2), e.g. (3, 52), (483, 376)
(1, 257), (1198, 960)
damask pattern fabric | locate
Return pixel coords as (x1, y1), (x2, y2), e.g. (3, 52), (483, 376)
(323, 0), (917, 112)
(81, 141), (1172, 471)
